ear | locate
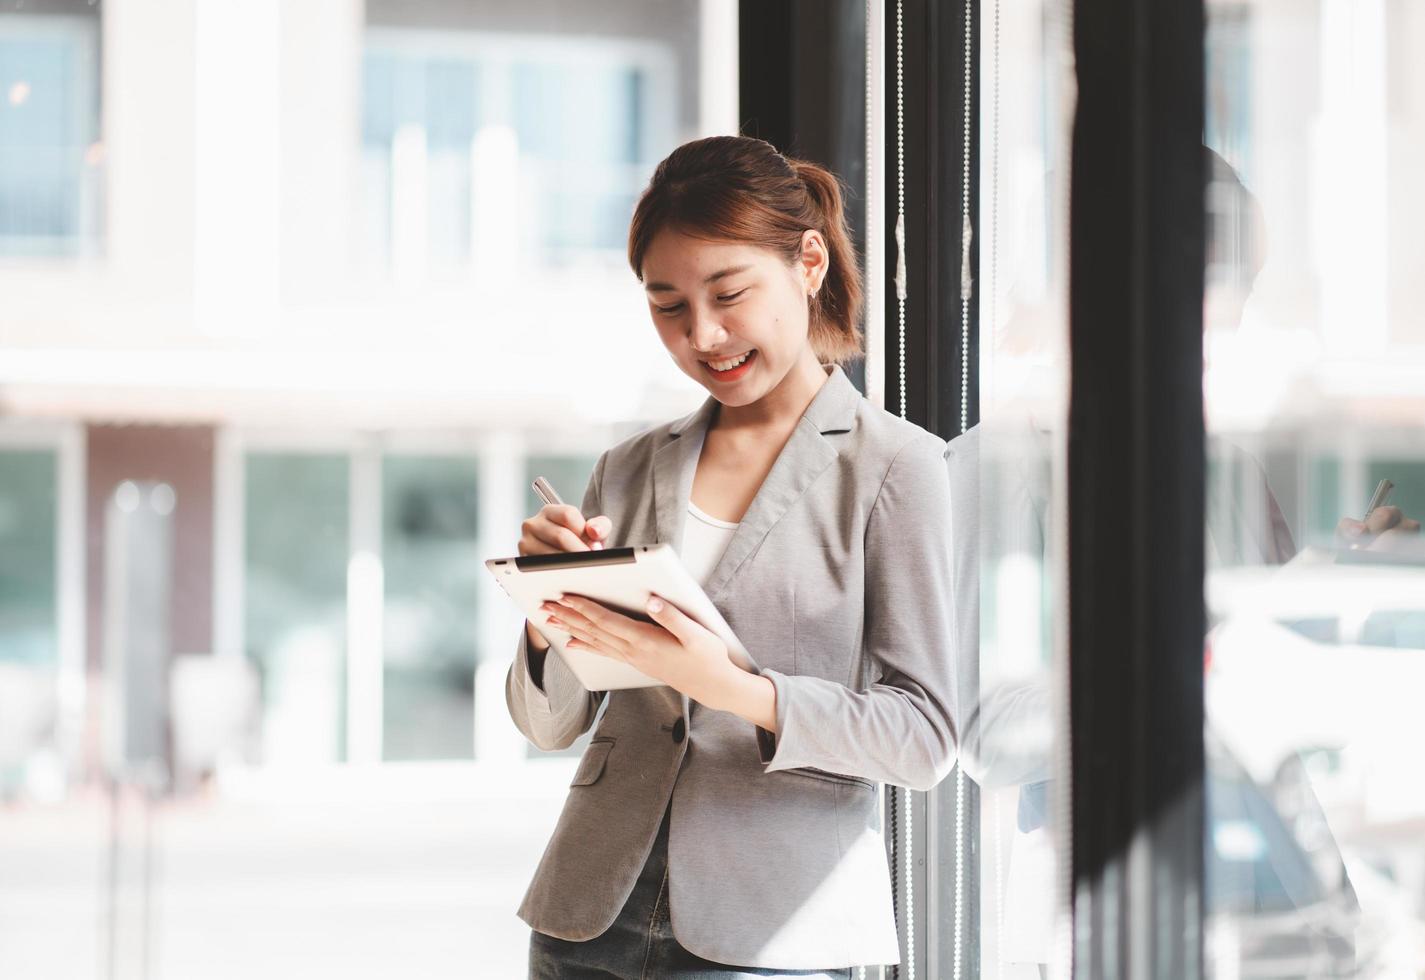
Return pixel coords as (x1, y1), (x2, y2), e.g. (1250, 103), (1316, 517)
(798, 229), (830, 295)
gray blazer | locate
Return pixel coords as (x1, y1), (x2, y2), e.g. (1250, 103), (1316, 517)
(504, 363), (960, 971)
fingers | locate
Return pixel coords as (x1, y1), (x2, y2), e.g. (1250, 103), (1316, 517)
(1339, 507), (1419, 551)
(1369, 518), (1423, 553)
(543, 609), (613, 655)
(1365, 505), (1404, 536)
(643, 595), (703, 646)
(1336, 517), (1367, 540)
(550, 596), (642, 647)
(586, 515), (613, 545)
(545, 503), (590, 538)
(519, 505), (595, 555)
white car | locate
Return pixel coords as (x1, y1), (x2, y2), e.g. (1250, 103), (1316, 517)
(1206, 554), (1425, 922)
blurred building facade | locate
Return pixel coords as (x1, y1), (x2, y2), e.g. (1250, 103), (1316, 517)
(0, 0), (738, 795)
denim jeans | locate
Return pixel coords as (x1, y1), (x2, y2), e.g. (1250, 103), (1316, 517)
(528, 804), (855, 979)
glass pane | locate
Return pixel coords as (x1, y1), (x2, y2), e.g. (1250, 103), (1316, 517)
(1203, 1), (1425, 974)
(966, 0), (1073, 975)
(381, 454), (479, 761)
(245, 453), (349, 764)
(0, 449), (58, 667)
(0, 18), (100, 256)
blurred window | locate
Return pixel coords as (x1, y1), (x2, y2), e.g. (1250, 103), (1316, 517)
(1203, 0), (1425, 971)
(1366, 460), (1425, 530)
(360, 33), (666, 273)
(0, 449), (57, 665)
(1207, 769), (1325, 916)
(522, 454), (598, 518)
(1275, 616), (1339, 645)
(1306, 455), (1342, 548)
(0, 15), (100, 257)
(361, 48), (479, 270)
(244, 453), (350, 764)
(1358, 609), (1425, 650)
(381, 454), (480, 761)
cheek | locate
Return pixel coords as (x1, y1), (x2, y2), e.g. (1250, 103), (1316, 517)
(652, 319), (684, 351)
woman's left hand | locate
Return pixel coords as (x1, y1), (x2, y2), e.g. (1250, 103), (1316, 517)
(540, 593), (742, 708)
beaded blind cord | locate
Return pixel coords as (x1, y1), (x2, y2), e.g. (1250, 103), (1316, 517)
(892, 1), (912, 979)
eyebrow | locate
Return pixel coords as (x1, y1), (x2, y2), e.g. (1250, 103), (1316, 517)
(644, 264), (753, 293)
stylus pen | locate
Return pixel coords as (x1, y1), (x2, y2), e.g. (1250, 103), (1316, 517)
(1364, 478), (1395, 521)
(532, 476), (603, 550)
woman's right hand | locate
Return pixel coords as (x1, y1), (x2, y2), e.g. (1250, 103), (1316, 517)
(519, 506), (613, 652)
(1335, 505), (1422, 553)
(518, 505), (612, 556)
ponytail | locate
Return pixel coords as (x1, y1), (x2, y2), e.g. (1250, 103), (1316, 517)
(791, 159), (864, 366)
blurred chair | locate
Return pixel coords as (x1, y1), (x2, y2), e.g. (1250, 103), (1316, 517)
(0, 663), (58, 803)
(169, 654), (260, 792)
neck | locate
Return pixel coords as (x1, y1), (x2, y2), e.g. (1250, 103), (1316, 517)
(713, 349), (829, 435)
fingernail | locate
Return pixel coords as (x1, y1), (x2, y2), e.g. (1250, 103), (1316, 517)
(647, 597), (663, 613)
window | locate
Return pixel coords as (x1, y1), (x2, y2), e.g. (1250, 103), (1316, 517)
(381, 454), (481, 761)
(360, 32), (672, 275)
(0, 449), (57, 666)
(0, 15), (100, 257)
(244, 453), (350, 764)
(1203, 0), (1425, 973)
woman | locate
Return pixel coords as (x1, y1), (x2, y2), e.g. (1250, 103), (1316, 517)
(505, 135), (959, 978)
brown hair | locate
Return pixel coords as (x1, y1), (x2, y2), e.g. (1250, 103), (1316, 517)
(627, 135), (863, 366)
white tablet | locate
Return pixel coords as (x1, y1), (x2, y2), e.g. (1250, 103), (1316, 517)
(486, 543), (758, 691)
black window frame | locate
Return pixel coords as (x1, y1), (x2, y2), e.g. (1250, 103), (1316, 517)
(742, 0), (1207, 973)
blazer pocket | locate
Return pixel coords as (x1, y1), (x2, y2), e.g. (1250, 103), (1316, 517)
(570, 737), (615, 787)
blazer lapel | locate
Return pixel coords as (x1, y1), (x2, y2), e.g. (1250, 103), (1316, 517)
(705, 365), (864, 600)
(701, 416), (839, 600)
(649, 365), (863, 600)
(651, 395), (717, 549)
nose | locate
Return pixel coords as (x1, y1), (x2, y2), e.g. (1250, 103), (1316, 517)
(687, 306), (729, 354)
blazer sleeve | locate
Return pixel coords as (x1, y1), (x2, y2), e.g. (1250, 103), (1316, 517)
(754, 431), (961, 792)
(503, 451), (610, 752)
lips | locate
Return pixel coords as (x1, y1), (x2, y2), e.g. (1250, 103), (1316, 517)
(701, 348), (758, 382)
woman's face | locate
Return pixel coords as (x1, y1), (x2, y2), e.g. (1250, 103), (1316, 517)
(640, 228), (826, 407)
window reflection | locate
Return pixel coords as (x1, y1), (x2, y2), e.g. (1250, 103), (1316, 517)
(1202, 0), (1425, 973)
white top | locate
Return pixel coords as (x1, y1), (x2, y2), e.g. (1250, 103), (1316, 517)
(680, 499), (739, 586)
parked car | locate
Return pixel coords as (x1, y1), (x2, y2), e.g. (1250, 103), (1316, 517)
(1206, 556), (1425, 939)
(1206, 734), (1424, 979)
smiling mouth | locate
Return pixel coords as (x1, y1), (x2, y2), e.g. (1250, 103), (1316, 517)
(701, 349), (757, 380)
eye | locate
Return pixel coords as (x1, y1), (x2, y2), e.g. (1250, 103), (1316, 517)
(717, 288), (748, 303)
(654, 302), (685, 316)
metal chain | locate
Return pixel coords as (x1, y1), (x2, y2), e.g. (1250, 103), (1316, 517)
(952, 0), (977, 978)
(893, 3), (910, 979)
(895, 0), (908, 425)
(862, 3), (878, 977)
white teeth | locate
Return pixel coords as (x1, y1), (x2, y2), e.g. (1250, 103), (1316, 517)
(708, 351), (752, 372)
